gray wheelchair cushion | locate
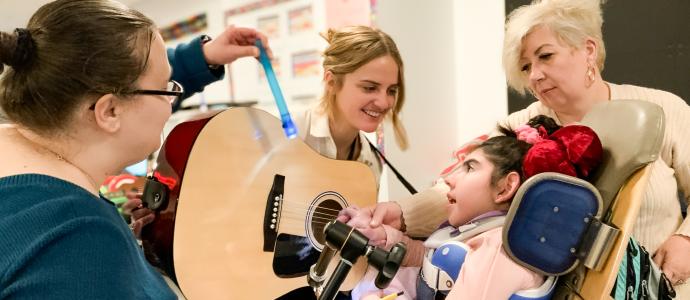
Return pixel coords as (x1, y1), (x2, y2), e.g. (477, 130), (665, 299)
(581, 100), (665, 211)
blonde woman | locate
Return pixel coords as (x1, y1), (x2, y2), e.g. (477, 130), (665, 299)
(297, 25), (408, 184)
(128, 26), (410, 235)
(124, 25), (409, 300)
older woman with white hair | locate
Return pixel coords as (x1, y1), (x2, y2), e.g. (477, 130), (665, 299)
(501, 0), (690, 294)
(339, 0), (690, 296)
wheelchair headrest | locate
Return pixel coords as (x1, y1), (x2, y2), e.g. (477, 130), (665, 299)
(580, 99), (665, 211)
(503, 100), (665, 276)
(503, 173), (602, 276)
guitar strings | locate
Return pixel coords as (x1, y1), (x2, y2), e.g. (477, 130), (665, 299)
(278, 204), (341, 216)
(270, 199), (371, 225)
(276, 199), (345, 213)
(278, 209), (339, 222)
(278, 207), (341, 220)
(279, 210), (338, 222)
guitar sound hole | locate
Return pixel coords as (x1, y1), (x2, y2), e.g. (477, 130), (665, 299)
(272, 194), (346, 277)
(311, 199), (343, 246)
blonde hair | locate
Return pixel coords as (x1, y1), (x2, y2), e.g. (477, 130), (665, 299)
(503, 0), (606, 95)
(320, 26), (408, 150)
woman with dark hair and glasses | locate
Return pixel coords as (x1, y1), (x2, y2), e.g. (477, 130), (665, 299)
(0, 0), (207, 298)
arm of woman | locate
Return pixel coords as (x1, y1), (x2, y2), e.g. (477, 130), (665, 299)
(167, 36), (225, 108)
(392, 178), (450, 237)
(168, 26), (271, 111)
(653, 94), (690, 285)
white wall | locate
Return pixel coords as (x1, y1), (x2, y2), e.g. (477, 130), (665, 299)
(454, 1), (508, 144)
(0, 0), (143, 31)
(376, 0), (507, 200)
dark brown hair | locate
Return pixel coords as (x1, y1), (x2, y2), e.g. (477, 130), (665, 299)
(477, 115), (561, 185)
(0, 0), (156, 134)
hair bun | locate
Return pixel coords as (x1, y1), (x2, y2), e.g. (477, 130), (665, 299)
(1, 29), (35, 72)
(10, 29), (35, 69)
(320, 28), (338, 44)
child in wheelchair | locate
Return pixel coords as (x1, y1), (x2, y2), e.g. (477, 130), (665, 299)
(347, 115), (603, 299)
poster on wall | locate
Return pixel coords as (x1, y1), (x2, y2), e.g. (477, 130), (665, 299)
(224, 0), (374, 121)
(288, 6), (314, 34)
(257, 15), (281, 38)
(291, 51), (320, 78)
(160, 13), (208, 42)
(225, 0), (324, 109)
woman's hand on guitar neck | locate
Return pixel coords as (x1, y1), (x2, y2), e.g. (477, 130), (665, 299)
(122, 191), (155, 238)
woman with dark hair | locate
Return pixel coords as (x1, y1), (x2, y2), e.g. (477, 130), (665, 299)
(0, 0), (178, 297)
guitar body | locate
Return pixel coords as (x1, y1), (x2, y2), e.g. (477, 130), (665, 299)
(142, 108), (377, 299)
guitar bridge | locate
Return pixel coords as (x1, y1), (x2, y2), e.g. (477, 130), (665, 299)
(263, 174), (284, 252)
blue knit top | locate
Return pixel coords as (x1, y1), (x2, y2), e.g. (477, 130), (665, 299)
(0, 174), (176, 299)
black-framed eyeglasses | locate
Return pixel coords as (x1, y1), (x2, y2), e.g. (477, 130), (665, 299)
(133, 80), (184, 105)
(89, 80), (184, 110)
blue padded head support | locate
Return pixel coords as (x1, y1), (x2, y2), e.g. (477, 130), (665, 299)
(503, 173), (602, 276)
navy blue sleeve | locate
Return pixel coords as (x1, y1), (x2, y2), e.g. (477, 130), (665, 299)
(168, 36), (225, 111)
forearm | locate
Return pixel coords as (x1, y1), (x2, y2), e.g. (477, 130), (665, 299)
(167, 36), (225, 111)
(400, 236), (426, 267)
(397, 178), (450, 237)
(381, 224), (426, 267)
(669, 95), (690, 236)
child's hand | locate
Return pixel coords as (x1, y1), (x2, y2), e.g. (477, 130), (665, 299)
(356, 225), (388, 247)
(339, 206), (374, 228)
(339, 206), (389, 246)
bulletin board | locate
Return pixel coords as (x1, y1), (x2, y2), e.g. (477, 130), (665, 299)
(224, 0), (375, 115)
(224, 0), (327, 114)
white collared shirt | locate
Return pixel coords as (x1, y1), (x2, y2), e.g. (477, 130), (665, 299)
(295, 105), (382, 188)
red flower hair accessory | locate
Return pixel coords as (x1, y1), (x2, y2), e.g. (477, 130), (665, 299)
(522, 125), (603, 180)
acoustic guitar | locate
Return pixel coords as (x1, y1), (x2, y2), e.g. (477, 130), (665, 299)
(141, 107), (377, 299)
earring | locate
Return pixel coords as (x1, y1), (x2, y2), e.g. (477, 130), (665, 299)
(585, 63), (596, 87)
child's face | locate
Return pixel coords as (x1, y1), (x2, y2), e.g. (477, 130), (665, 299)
(445, 149), (502, 227)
